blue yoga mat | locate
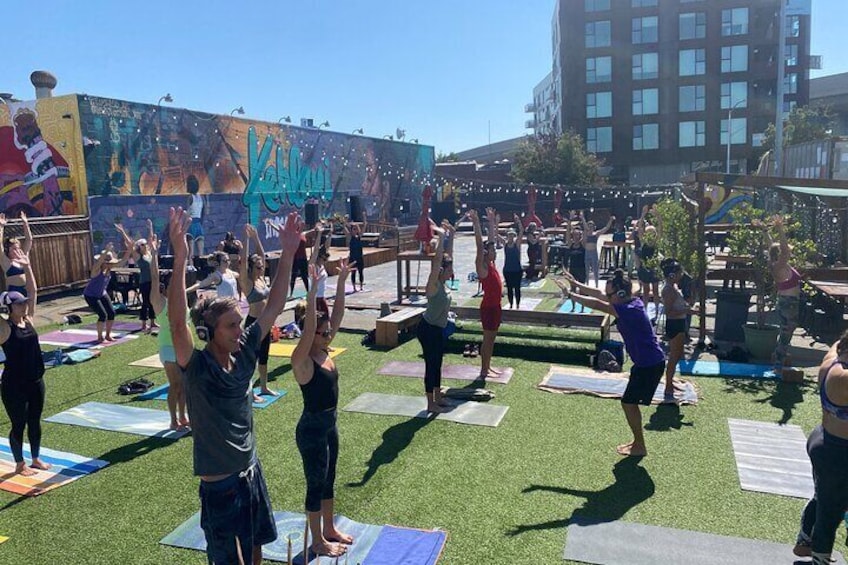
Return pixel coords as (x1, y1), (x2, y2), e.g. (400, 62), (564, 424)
(558, 299), (593, 314)
(446, 280), (461, 291)
(138, 384), (286, 409)
(362, 525), (446, 565)
(542, 371), (699, 405)
(678, 360), (778, 379)
(162, 511), (388, 564)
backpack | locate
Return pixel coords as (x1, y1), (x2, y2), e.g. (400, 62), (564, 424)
(118, 378), (155, 395)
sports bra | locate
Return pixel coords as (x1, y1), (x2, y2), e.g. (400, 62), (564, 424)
(776, 267), (801, 292)
(5, 263), (25, 277)
(821, 359), (848, 421)
(246, 282), (269, 304)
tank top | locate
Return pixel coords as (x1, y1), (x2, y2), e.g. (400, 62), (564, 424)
(137, 254), (152, 284)
(84, 272), (111, 298)
(424, 283), (451, 328)
(300, 358), (339, 413)
(503, 243), (521, 273)
(316, 265), (327, 298)
(216, 270), (238, 298)
(1, 319), (45, 386)
(663, 282), (688, 319)
(157, 299), (191, 350)
(821, 359), (848, 421)
(480, 262), (503, 309)
(188, 194), (203, 219)
(349, 235), (363, 258)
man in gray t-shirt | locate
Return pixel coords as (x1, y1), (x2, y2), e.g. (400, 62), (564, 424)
(167, 208), (302, 565)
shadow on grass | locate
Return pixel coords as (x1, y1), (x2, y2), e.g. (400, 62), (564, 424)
(723, 378), (815, 425)
(645, 404), (694, 431)
(268, 362), (292, 381)
(507, 457), (654, 536)
(346, 417), (431, 487)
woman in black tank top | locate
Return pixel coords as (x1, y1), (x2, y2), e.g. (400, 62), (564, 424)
(290, 258), (354, 559)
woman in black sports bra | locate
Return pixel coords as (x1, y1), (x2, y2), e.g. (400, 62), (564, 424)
(0, 212), (35, 316)
(291, 258), (354, 559)
(794, 331), (848, 563)
(239, 223), (276, 402)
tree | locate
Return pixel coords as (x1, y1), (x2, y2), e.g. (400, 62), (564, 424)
(653, 197), (702, 279)
(511, 131), (602, 186)
(436, 151), (461, 163)
(762, 105), (835, 153)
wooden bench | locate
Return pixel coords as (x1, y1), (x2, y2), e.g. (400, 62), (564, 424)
(451, 306), (612, 342)
(375, 307), (426, 347)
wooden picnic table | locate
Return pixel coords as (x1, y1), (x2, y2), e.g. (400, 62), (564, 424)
(809, 280), (848, 302)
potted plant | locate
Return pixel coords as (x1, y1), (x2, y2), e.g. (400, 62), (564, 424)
(726, 202), (819, 360)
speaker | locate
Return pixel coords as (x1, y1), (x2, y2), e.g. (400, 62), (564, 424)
(349, 195), (363, 222)
(399, 199), (411, 214)
(431, 201), (456, 225)
(305, 202), (319, 228)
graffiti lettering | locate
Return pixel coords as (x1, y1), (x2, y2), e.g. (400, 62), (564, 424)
(243, 127), (332, 224)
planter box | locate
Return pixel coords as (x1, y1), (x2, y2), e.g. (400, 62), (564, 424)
(715, 290), (753, 342)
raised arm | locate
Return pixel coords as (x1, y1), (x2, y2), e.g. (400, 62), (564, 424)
(20, 212), (33, 255)
(514, 213), (525, 241)
(554, 277), (615, 316)
(773, 215), (790, 260)
(308, 222), (323, 267)
(291, 264), (320, 382)
(0, 214), (9, 271)
(167, 208), (194, 368)
(329, 258), (351, 342)
(24, 263), (37, 319)
(114, 223), (137, 262)
(597, 215), (615, 236)
(485, 207), (498, 243)
(425, 228), (446, 296)
(560, 270), (606, 300)
(637, 205), (649, 236)
(238, 224), (251, 291)
(580, 211), (590, 233)
(254, 212), (301, 338)
(469, 209), (487, 279)
(148, 220), (166, 316)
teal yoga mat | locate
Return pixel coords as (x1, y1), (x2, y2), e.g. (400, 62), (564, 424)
(138, 384), (286, 409)
(45, 402), (189, 439)
(161, 511), (445, 564)
(678, 360), (778, 379)
(558, 299), (593, 314)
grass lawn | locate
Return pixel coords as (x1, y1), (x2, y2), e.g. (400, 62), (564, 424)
(0, 313), (838, 563)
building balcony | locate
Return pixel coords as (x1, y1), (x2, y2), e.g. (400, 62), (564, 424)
(524, 103), (536, 113)
(525, 119), (537, 129)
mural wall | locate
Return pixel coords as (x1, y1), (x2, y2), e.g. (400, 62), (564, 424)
(77, 95), (435, 225)
(0, 95), (86, 216)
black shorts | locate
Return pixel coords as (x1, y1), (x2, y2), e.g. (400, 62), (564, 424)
(637, 266), (658, 284)
(622, 361), (665, 406)
(665, 318), (686, 340)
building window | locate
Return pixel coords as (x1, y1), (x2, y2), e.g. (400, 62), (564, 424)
(786, 15), (800, 37)
(679, 12), (706, 40)
(721, 117), (747, 145)
(785, 44), (798, 66)
(587, 127), (612, 153)
(721, 7), (748, 36)
(679, 85), (705, 112)
(632, 16), (658, 44)
(632, 0), (657, 7)
(721, 45), (748, 73)
(587, 91), (612, 118)
(585, 0), (610, 11)
(721, 82), (747, 110)
(632, 88), (659, 115)
(586, 20), (611, 48)
(679, 48), (706, 76)
(679, 121), (706, 147)
(632, 52), (659, 80)
(784, 73), (798, 94)
(633, 123), (659, 150)
(783, 100), (797, 113)
(586, 56), (612, 83)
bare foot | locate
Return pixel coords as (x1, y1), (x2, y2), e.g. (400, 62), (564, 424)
(105, 335), (116, 342)
(616, 442), (647, 457)
(311, 540), (347, 557)
(169, 421), (180, 431)
(15, 462), (37, 476)
(483, 369), (500, 379)
(179, 417), (191, 428)
(260, 388), (279, 397)
(426, 402), (446, 414)
(253, 394), (265, 403)
(31, 458), (52, 471)
(488, 367), (503, 375)
(324, 528), (354, 545)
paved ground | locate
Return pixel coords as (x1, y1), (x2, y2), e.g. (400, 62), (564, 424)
(32, 232), (833, 370)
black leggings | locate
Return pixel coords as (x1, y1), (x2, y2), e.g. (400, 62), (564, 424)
(295, 410), (339, 512)
(85, 294), (115, 322)
(503, 270), (522, 307)
(244, 315), (271, 365)
(1, 379), (46, 463)
(290, 259), (309, 294)
(798, 425), (848, 557)
(139, 281), (155, 321)
(417, 318), (445, 394)
(349, 256), (365, 287)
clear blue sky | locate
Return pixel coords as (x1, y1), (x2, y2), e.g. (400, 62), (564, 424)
(2, 0), (845, 154)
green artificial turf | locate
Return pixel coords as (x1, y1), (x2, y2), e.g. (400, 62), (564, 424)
(455, 321), (600, 343)
(0, 313), (838, 564)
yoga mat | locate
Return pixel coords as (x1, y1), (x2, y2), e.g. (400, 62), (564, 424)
(162, 511), (382, 564)
(130, 354), (164, 368)
(502, 297), (542, 311)
(563, 517), (846, 565)
(538, 367), (699, 405)
(361, 525), (446, 565)
(38, 329), (137, 348)
(0, 536), (7, 544)
(325, 284), (372, 296)
(728, 418), (813, 499)
(46, 402), (189, 439)
(558, 299), (593, 314)
(81, 320), (143, 333)
(378, 360), (513, 384)
(343, 392), (508, 427)
(446, 280), (461, 291)
(139, 383), (286, 409)
(520, 278), (546, 289)
(269, 343), (346, 358)
(0, 439), (109, 496)
(678, 360), (778, 379)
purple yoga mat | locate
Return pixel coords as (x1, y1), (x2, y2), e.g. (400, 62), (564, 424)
(82, 321), (143, 333)
(378, 361), (513, 384)
(38, 330), (133, 348)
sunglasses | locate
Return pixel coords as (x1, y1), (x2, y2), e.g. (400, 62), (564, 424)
(315, 329), (332, 338)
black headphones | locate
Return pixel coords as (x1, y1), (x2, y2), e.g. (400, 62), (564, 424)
(194, 300), (218, 341)
(616, 289), (628, 298)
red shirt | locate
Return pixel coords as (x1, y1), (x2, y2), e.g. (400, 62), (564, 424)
(294, 235), (307, 260)
(480, 262), (503, 309)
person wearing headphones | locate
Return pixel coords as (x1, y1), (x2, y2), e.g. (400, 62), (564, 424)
(166, 206), (301, 565)
(557, 269), (666, 457)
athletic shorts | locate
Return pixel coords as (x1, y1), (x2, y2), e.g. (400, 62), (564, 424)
(665, 318), (686, 340)
(188, 218), (204, 239)
(480, 306), (502, 332)
(622, 361), (665, 406)
(159, 345), (177, 364)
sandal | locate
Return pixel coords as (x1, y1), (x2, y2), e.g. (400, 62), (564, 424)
(469, 345), (479, 358)
(463, 344), (472, 358)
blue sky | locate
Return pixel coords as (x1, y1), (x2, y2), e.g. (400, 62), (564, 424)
(2, 1), (845, 154)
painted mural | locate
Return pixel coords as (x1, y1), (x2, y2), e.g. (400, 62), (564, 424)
(78, 95), (435, 225)
(703, 185), (753, 224)
(0, 95), (85, 216)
